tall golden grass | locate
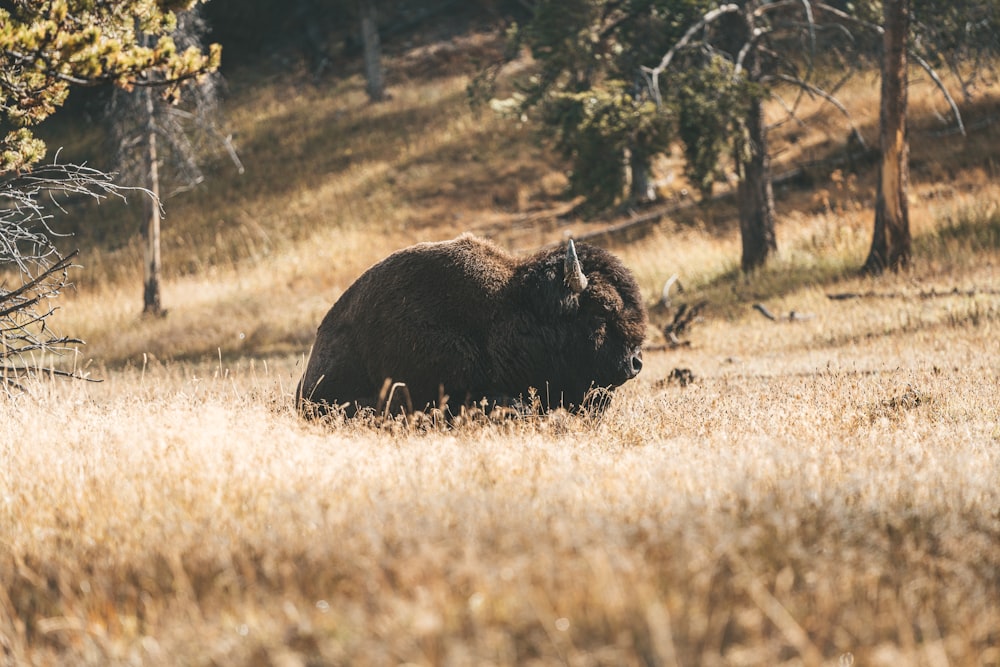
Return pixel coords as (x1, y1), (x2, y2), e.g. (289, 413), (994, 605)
(4, 42), (1000, 665)
(3, 295), (999, 665)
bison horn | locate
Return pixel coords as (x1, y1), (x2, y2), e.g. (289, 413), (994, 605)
(564, 239), (589, 293)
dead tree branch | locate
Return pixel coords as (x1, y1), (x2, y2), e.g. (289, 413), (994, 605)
(753, 303), (815, 321)
(1, 162), (133, 391)
(641, 3), (741, 105)
(813, 2), (965, 135)
(828, 287), (1000, 300)
(910, 51), (966, 137)
(766, 73), (867, 148)
(663, 300), (708, 347)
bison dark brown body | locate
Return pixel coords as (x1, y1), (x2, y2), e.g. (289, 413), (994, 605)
(297, 234), (646, 416)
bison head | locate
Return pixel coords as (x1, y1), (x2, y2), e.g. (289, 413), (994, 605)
(496, 238), (647, 410)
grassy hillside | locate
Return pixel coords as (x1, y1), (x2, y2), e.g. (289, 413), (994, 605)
(3, 19), (999, 667)
(31, 35), (1000, 367)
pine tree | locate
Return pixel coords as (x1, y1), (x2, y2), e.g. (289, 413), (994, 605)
(0, 0), (220, 384)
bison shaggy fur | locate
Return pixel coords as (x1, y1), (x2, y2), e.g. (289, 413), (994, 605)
(297, 234), (647, 416)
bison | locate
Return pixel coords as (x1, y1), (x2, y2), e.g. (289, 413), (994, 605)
(296, 234), (647, 417)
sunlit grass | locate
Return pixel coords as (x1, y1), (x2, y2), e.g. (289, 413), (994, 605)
(3, 313), (999, 664)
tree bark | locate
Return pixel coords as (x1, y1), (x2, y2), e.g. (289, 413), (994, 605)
(863, 0), (911, 275)
(736, 2), (776, 273)
(360, 0), (385, 102)
(628, 148), (656, 203)
(142, 85), (163, 316)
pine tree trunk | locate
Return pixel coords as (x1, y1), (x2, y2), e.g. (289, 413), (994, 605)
(142, 86), (163, 316)
(629, 148), (656, 203)
(360, 0), (385, 102)
(736, 7), (777, 274)
(737, 98), (777, 272)
(863, 0), (911, 275)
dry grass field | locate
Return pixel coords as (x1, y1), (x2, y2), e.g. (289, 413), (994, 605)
(3, 278), (999, 666)
(3, 32), (1000, 666)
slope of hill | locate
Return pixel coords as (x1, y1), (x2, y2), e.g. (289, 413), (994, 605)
(28, 8), (1000, 368)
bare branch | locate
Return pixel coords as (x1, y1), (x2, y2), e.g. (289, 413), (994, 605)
(910, 51), (966, 137)
(795, 0), (818, 91)
(815, 2), (967, 137)
(753, 303), (778, 321)
(767, 91), (809, 132)
(799, 0), (817, 47)
(812, 2), (882, 34)
(0, 251), (77, 305)
(2, 366), (101, 392)
(813, 4), (963, 137)
(641, 3), (742, 104)
(754, 0), (799, 15)
(828, 286), (1000, 300)
(732, 38), (755, 82)
(165, 107), (245, 175)
(753, 303), (814, 321)
(765, 73), (867, 147)
(756, 0), (820, 62)
(0, 163), (131, 388)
